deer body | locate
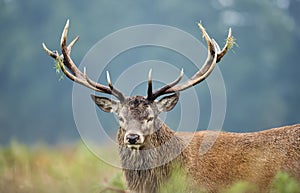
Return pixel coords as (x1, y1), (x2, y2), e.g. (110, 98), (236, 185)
(117, 115), (300, 192)
(43, 20), (300, 193)
(181, 124), (300, 192)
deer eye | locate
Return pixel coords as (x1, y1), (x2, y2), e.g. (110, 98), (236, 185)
(147, 117), (154, 123)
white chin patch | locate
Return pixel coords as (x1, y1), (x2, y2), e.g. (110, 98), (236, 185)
(127, 144), (142, 150)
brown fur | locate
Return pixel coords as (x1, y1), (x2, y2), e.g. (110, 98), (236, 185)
(118, 123), (300, 193)
(118, 124), (184, 193)
(180, 124), (300, 192)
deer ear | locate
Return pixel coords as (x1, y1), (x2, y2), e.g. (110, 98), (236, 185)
(91, 94), (119, 113)
(156, 93), (179, 112)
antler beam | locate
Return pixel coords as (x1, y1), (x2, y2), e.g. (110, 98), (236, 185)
(43, 20), (232, 102)
(148, 23), (233, 100)
(42, 20), (125, 101)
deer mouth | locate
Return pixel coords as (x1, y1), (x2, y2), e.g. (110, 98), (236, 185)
(126, 144), (144, 150)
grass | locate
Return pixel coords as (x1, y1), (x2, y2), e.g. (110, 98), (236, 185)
(0, 140), (122, 193)
(0, 141), (299, 193)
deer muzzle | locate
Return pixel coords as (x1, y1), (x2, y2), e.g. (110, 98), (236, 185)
(124, 131), (145, 149)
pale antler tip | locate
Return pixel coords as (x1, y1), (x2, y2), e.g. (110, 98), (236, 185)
(225, 28), (235, 50)
(83, 67), (87, 78)
(148, 69), (152, 80)
(147, 69), (154, 99)
(42, 43), (47, 51)
(197, 22), (207, 34)
(42, 43), (54, 57)
(61, 19), (70, 46)
(106, 71), (112, 86)
(65, 19), (70, 28)
(227, 28), (232, 39)
(180, 68), (184, 77)
(63, 19), (70, 35)
(197, 21), (203, 27)
(68, 36), (80, 49)
(178, 68), (184, 82)
(197, 22), (212, 48)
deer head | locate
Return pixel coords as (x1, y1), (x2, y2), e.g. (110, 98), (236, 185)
(42, 20), (233, 150)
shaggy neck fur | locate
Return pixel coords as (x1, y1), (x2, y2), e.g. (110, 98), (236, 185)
(117, 121), (185, 193)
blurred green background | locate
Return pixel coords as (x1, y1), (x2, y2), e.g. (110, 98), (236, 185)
(0, 0), (299, 145)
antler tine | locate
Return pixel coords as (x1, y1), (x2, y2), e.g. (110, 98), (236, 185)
(106, 71), (125, 101)
(42, 43), (58, 59)
(147, 69), (153, 99)
(67, 35), (80, 53)
(43, 19), (125, 101)
(197, 22), (214, 55)
(149, 23), (233, 100)
(148, 69), (184, 100)
(217, 28), (233, 62)
(60, 19), (84, 78)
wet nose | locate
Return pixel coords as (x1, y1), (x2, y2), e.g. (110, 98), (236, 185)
(126, 133), (140, 145)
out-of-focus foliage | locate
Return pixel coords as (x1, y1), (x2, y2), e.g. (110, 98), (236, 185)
(1, 142), (298, 193)
(271, 171), (300, 193)
(0, 0), (300, 144)
(0, 141), (121, 193)
(160, 165), (300, 193)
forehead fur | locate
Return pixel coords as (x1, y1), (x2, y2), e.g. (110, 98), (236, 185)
(127, 96), (151, 107)
(121, 96), (154, 119)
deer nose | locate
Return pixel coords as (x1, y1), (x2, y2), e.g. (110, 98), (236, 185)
(126, 133), (140, 145)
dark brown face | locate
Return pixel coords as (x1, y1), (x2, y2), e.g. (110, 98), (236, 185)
(91, 93), (179, 149)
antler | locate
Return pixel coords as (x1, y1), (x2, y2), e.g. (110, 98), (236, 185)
(147, 23), (233, 100)
(42, 20), (125, 101)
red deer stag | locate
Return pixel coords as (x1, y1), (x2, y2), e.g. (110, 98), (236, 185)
(42, 20), (300, 193)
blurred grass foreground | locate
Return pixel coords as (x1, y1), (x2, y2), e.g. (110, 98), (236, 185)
(0, 141), (299, 193)
(0, 141), (123, 193)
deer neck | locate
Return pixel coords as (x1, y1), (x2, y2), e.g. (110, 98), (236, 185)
(117, 122), (185, 192)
